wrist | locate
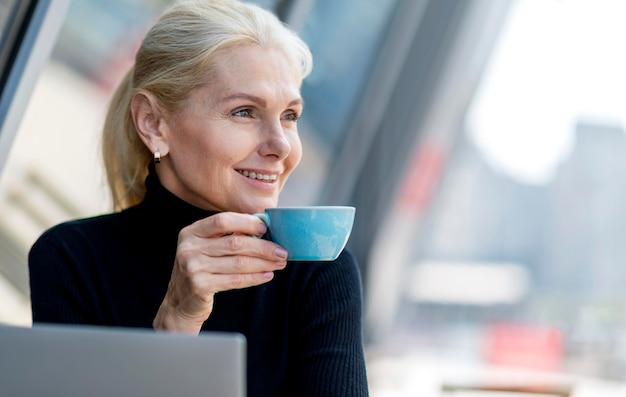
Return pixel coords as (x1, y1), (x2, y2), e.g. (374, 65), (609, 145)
(153, 298), (208, 335)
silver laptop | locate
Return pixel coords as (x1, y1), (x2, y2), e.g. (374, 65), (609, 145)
(0, 323), (246, 397)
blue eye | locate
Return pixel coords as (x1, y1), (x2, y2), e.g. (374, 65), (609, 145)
(283, 112), (300, 122)
(233, 109), (252, 117)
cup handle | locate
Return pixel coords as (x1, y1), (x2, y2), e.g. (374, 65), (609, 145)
(252, 213), (270, 227)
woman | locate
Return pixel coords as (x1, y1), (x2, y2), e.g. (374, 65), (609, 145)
(28, 0), (369, 396)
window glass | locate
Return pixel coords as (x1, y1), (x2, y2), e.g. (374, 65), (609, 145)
(297, 0), (397, 153)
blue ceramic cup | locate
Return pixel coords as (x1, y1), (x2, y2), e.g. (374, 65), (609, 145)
(253, 206), (355, 261)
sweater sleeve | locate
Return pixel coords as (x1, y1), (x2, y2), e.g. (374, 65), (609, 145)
(289, 250), (370, 396)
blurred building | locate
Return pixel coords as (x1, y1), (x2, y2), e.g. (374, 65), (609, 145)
(400, 121), (626, 379)
(547, 122), (626, 297)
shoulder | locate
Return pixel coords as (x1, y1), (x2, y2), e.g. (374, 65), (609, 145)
(29, 207), (139, 257)
(28, 208), (145, 285)
(34, 212), (123, 243)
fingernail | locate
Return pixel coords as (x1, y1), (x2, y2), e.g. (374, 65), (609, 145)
(258, 222), (267, 235)
(275, 247), (288, 259)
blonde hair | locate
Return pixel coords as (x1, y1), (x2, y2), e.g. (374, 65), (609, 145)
(102, 0), (313, 210)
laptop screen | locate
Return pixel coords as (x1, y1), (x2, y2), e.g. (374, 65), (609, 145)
(0, 323), (246, 397)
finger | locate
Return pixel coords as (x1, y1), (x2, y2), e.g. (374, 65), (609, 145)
(176, 246), (287, 279)
(219, 254), (287, 276)
(197, 271), (276, 294)
(210, 233), (288, 260)
(187, 212), (266, 239)
(178, 269), (275, 300)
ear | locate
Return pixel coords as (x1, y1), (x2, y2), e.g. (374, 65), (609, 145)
(130, 90), (170, 157)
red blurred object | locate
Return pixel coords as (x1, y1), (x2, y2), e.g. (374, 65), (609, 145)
(397, 141), (446, 216)
(483, 322), (564, 372)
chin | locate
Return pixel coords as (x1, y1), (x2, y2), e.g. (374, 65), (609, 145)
(227, 202), (276, 214)
(245, 200), (278, 214)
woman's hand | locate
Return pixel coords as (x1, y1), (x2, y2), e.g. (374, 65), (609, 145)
(153, 212), (287, 334)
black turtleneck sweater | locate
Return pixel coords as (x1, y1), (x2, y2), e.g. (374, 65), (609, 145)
(28, 171), (369, 397)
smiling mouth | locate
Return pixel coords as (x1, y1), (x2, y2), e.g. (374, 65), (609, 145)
(236, 169), (278, 182)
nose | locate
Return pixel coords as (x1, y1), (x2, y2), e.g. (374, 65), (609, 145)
(259, 121), (291, 159)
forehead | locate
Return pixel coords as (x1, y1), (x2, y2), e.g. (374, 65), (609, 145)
(215, 44), (301, 74)
(207, 45), (302, 98)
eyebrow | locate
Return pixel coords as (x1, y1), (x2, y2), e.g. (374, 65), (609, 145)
(222, 93), (304, 108)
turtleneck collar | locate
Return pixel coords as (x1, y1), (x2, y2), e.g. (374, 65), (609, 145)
(141, 165), (218, 231)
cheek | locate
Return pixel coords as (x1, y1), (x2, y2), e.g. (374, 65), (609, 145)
(287, 135), (303, 170)
(174, 125), (228, 163)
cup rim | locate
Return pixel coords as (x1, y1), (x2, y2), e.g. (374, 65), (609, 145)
(264, 206), (355, 211)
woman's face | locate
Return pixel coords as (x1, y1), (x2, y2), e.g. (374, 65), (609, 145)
(157, 45), (304, 214)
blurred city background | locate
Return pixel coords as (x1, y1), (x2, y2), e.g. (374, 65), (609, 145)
(1, 0), (626, 395)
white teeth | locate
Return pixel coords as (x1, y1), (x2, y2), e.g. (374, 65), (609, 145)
(238, 170), (277, 181)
